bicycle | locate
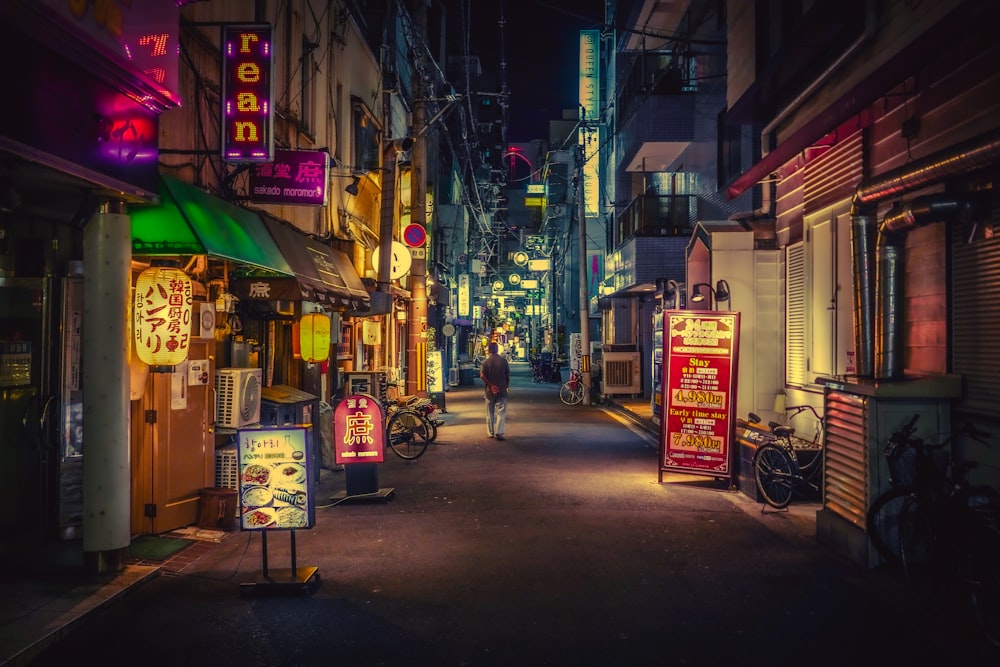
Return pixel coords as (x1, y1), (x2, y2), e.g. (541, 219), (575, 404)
(750, 404), (825, 510)
(865, 413), (1000, 645)
(559, 369), (588, 405)
(384, 405), (432, 460)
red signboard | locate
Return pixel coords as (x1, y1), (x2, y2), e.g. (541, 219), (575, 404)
(334, 394), (385, 464)
(221, 24), (274, 162)
(658, 311), (741, 481)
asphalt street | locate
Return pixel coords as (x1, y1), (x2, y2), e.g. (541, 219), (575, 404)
(27, 362), (1000, 666)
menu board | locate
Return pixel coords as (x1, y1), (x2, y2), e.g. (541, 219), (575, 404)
(237, 426), (314, 530)
(659, 312), (741, 479)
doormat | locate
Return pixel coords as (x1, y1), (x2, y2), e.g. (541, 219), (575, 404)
(129, 535), (193, 561)
(166, 526), (227, 543)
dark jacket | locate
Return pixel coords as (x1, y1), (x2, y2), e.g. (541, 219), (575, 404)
(479, 353), (510, 399)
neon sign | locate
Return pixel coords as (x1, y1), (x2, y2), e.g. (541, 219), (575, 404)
(222, 25), (274, 163)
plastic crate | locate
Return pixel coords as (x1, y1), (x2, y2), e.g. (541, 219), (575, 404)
(214, 445), (238, 489)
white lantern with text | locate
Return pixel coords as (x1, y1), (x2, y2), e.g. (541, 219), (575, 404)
(134, 267), (193, 367)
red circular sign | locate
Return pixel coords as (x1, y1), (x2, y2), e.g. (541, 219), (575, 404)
(403, 223), (427, 247)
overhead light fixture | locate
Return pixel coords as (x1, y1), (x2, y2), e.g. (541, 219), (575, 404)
(344, 175), (360, 196)
(714, 279), (731, 306)
(663, 279), (680, 310)
(690, 280), (732, 310)
(690, 283), (713, 308)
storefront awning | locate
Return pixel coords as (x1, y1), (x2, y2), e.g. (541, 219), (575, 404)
(229, 215), (371, 311)
(130, 174), (293, 275)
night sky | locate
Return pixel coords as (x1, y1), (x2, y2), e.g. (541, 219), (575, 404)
(465, 0), (605, 141)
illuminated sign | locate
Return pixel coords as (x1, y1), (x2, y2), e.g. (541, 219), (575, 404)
(133, 267), (193, 366)
(42, 0), (182, 106)
(659, 312), (741, 481)
(458, 274), (470, 317)
(237, 426), (315, 530)
(579, 30), (600, 218)
(334, 395), (385, 464)
(579, 31), (599, 122)
(249, 149), (329, 205)
(222, 24), (274, 162)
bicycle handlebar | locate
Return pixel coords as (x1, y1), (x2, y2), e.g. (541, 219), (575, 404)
(786, 405), (822, 422)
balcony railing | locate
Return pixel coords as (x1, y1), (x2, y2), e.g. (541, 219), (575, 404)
(613, 194), (693, 248)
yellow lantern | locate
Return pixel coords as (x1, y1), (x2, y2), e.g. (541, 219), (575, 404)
(299, 312), (331, 363)
(134, 267), (193, 366)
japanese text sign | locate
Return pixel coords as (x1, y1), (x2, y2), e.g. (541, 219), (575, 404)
(133, 267), (192, 366)
(334, 394), (385, 464)
(659, 312), (741, 479)
(237, 426), (314, 530)
(249, 149), (330, 205)
(222, 24), (274, 162)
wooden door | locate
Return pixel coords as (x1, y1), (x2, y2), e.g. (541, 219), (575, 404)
(131, 340), (214, 535)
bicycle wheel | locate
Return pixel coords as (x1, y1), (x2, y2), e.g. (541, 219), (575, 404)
(752, 444), (796, 509)
(560, 380), (586, 405)
(866, 485), (921, 566)
(386, 409), (430, 460)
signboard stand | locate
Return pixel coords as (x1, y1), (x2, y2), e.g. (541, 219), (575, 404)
(240, 530), (320, 596)
(330, 394), (394, 505)
(658, 311), (741, 486)
(235, 425), (320, 596)
(330, 462), (395, 505)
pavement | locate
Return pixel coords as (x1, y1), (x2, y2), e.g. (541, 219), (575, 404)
(2, 363), (982, 666)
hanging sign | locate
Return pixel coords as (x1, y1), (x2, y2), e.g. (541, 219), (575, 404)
(249, 149), (329, 205)
(371, 241), (412, 279)
(133, 267), (193, 367)
(659, 312), (741, 482)
(221, 24), (274, 163)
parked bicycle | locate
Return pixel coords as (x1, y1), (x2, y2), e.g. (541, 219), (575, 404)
(865, 413), (1000, 645)
(750, 404), (825, 510)
(384, 405), (432, 460)
(559, 368), (588, 405)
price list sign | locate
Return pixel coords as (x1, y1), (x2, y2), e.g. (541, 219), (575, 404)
(658, 312), (741, 480)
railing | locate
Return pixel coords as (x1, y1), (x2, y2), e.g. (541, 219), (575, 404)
(613, 194), (693, 247)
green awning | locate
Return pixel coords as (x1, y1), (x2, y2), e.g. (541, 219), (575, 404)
(130, 174), (292, 275)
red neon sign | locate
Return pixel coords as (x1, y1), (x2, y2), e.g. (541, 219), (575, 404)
(221, 24), (274, 163)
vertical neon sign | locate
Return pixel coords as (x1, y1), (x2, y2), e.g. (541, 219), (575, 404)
(222, 24), (274, 163)
(579, 30), (600, 218)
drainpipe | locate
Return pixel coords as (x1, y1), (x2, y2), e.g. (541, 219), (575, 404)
(850, 127), (1000, 378)
(875, 195), (989, 379)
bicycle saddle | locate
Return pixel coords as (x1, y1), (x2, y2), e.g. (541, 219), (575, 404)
(769, 422), (794, 438)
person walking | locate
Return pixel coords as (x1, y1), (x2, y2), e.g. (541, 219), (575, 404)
(479, 341), (510, 440)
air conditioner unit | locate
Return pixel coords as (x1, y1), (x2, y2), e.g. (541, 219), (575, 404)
(602, 351), (642, 397)
(216, 368), (262, 428)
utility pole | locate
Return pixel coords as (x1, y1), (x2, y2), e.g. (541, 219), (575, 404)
(576, 142), (592, 405)
(407, 0), (429, 397)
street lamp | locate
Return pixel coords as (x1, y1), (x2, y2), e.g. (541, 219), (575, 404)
(691, 280), (731, 310)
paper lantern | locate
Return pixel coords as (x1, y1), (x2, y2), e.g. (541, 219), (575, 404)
(299, 312), (331, 363)
(134, 267), (193, 366)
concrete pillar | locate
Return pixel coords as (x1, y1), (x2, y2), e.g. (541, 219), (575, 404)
(82, 202), (132, 573)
